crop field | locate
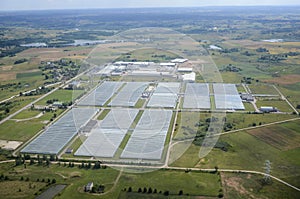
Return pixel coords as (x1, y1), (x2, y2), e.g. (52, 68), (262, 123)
(247, 124), (300, 150)
(264, 74), (300, 85)
(0, 6), (300, 199)
(18, 47), (92, 61)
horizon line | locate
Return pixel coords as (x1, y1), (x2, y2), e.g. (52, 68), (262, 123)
(1, 4), (300, 12)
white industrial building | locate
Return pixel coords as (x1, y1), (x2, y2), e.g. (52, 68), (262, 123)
(182, 72), (196, 82)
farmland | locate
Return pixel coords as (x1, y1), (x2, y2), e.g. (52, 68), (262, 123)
(0, 5), (300, 199)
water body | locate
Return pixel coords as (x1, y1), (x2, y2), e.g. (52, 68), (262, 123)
(66, 39), (106, 46)
(209, 45), (222, 50)
(20, 43), (47, 47)
(262, 39), (283, 43)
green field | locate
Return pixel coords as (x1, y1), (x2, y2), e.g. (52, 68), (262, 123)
(0, 163), (222, 199)
(12, 109), (42, 119)
(222, 172), (300, 199)
(0, 181), (46, 199)
(0, 109), (64, 141)
(171, 128), (300, 187)
(256, 100), (294, 112)
(248, 84), (279, 95)
(35, 89), (85, 105)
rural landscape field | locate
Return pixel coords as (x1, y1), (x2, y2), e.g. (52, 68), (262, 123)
(0, 1), (300, 198)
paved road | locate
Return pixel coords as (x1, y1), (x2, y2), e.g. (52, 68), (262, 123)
(0, 71), (87, 126)
(0, 86), (61, 125)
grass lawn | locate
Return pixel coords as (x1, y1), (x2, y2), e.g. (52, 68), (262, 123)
(243, 102), (255, 112)
(248, 84), (279, 95)
(115, 170), (221, 197)
(171, 130), (300, 187)
(0, 120), (44, 141)
(97, 109), (110, 120)
(134, 98), (145, 108)
(224, 112), (296, 129)
(222, 172), (300, 199)
(35, 89), (85, 105)
(256, 100), (294, 112)
(0, 181), (46, 199)
(12, 109), (42, 119)
(0, 110), (63, 141)
(220, 72), (242, 83)
(0, 163), (221, 199)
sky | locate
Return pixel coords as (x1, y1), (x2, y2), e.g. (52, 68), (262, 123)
(1, 0), (300, 11)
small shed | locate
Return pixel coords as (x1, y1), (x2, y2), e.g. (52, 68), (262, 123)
(260, 106), (278, 113)
(85, 182), (94, 192)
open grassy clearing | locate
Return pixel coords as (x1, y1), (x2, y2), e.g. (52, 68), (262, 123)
(97, 109), (110, 120)
(263, 74), (300, 85)
(280, 120), (300, 132)
(222, 172), (300, 199)
(0, 181), (46, 199)
(0, 162), (222, 199)
(0, 110), (63, 141)
(243, 102), (255, 112)
(115, 170), (221, 198)
(12, 109), (43, 120)
(220, 72), (242, 83)
(35, 89), (85, 105)
(172, 130), (300, 187)
(224, 112), (296, 129)
(173, 112), (203, 141)
(255, 100), (294, 112)
(134, 98), (145, 108)
(0, 96), (40, 120)
(115, 48), (178, 63)
(61, 135), (86, 158)
(247, 125), (300, 150)
(0, 163), (120, 199)
(248, 84), (279, 95)
(278, 84), (300, 110)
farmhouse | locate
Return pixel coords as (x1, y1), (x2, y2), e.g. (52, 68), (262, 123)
(85, 182), (94, 192)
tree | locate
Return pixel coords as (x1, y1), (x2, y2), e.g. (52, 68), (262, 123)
(148, 187), (152, 194)
(138, 188), (142, 193)
(179, 190), (183, 195)
(143, 187), (147, 193)
(30, 159), (35, 165)
(214, 166), (219, 173)
(93, 161), (101, 169)
(153, 189), (157, 194)
(5, 108), (9, 114)
(50, 155), (55, 161)
(128, 187), (132, 192)
(52, 179), (56, 184)
(163, 191), (169, 196)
